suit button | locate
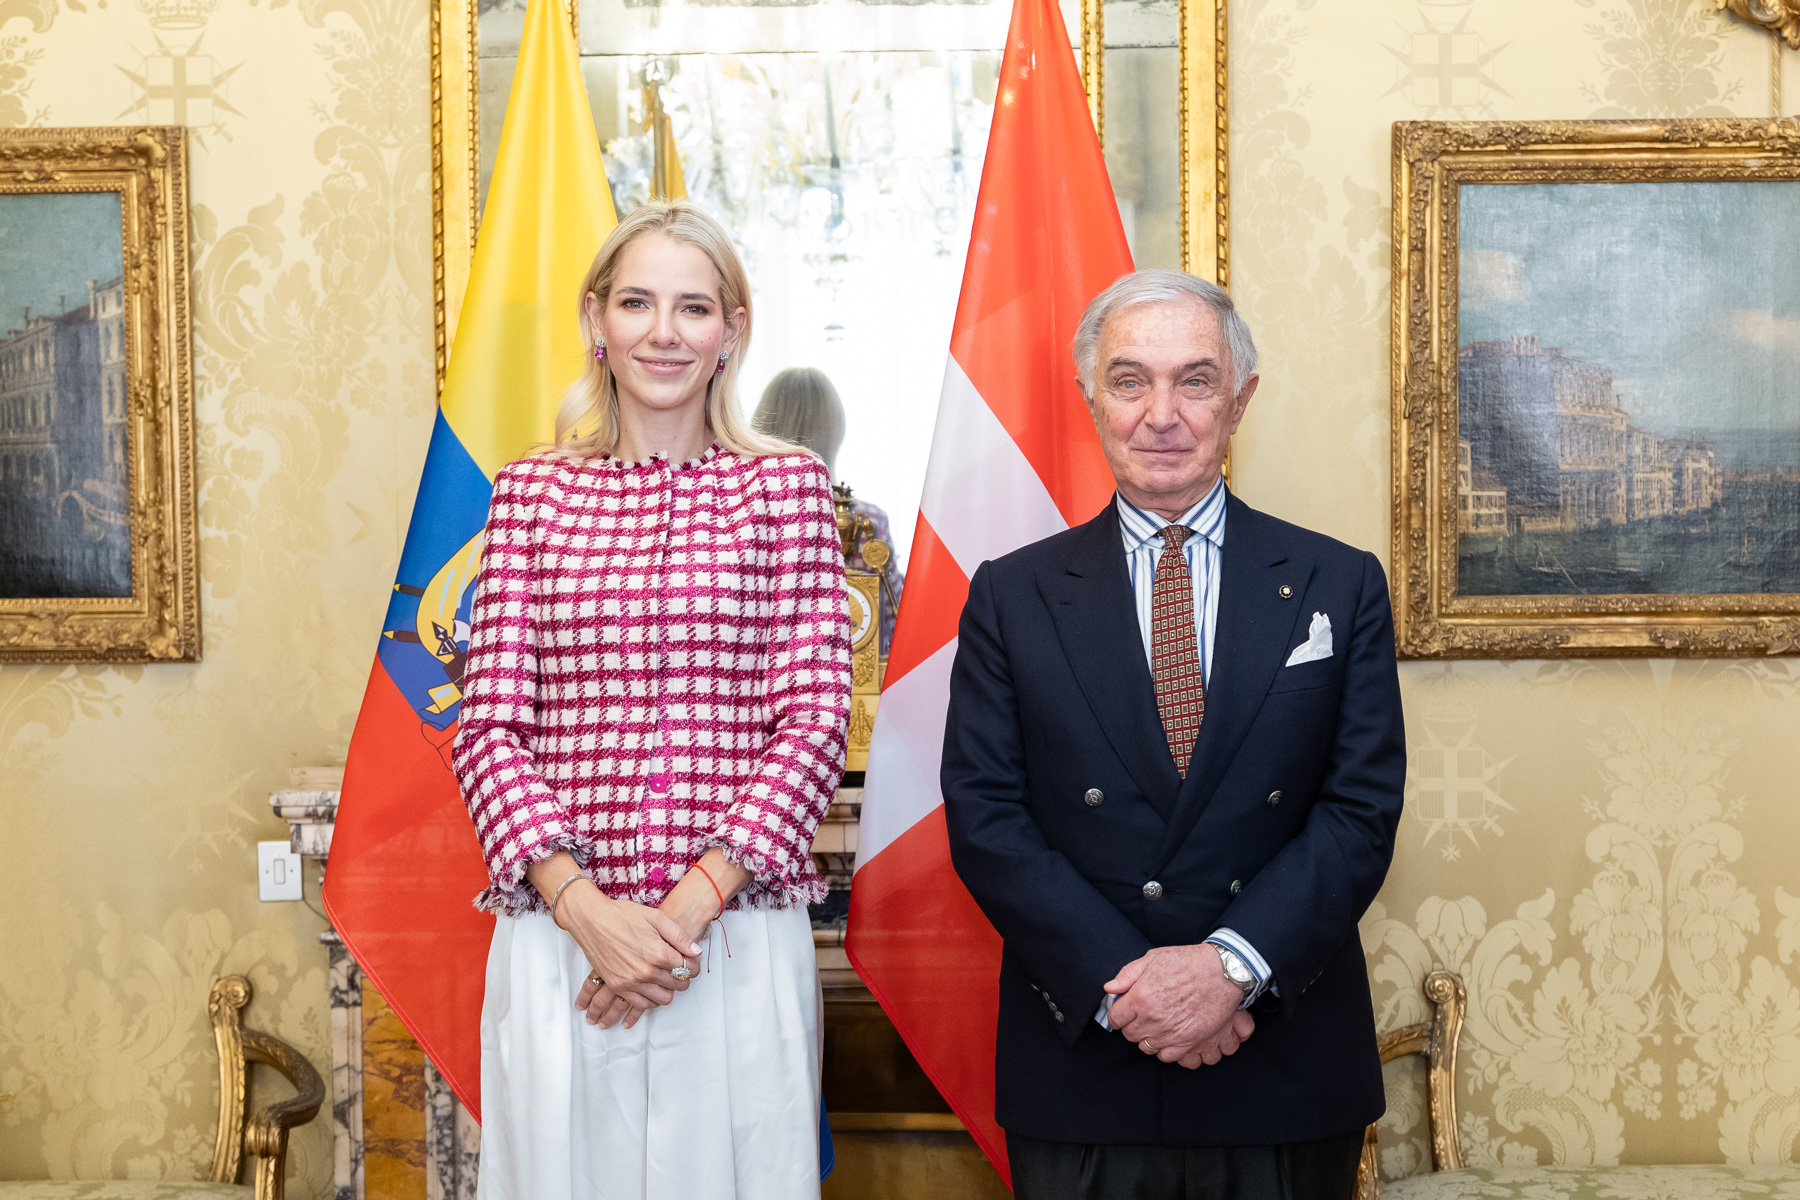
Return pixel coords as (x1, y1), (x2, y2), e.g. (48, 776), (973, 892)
(1267, 790), (1282, 807)
(1084, 788), (1104, 808)
(1054, 1010), (1066, 1024)
(1230, 879), (1243, 895)
(1143, 880), (1163, 900)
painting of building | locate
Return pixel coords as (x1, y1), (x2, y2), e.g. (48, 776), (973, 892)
(0, 193), (132, 599)
(1456, 437), (1507, 534)
(1456, 180), (1799, 598)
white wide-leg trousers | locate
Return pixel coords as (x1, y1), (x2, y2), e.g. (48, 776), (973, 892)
(476, 907), (822, 1200)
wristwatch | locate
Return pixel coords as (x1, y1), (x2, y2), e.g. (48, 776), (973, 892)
(1214, 944), (1257, 998)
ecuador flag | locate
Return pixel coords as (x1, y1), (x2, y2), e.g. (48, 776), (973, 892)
(322, 0), (615, 1116)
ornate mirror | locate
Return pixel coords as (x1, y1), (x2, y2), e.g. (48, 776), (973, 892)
(431, 0), (1228, 580)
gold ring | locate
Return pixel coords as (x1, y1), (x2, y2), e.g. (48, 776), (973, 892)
(1140, 1039), (1155, 1053)
(589, 972), (604, 986)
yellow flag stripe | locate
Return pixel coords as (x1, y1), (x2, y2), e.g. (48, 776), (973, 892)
(439, 0), (617, 479)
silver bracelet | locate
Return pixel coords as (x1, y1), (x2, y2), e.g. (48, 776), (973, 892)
(548, 871), (586, 919)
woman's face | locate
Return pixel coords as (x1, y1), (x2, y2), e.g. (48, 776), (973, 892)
(587, 233), (745, 423)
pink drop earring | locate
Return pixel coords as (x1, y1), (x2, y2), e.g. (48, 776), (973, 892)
(716, 350), (730, 374)
(593, 338), (606, 362)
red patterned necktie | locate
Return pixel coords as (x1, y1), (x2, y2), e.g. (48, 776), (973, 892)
(1151, 526), (1205, 776)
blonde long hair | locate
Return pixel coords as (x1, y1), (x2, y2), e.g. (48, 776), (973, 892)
(552, 200), (796, 460)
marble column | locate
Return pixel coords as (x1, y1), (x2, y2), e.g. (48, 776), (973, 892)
(273, 784), (480, 1200)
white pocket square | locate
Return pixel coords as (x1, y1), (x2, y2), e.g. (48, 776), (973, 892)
(1284, 612), (1333, 667)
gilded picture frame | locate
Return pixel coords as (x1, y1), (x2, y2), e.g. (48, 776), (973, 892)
(0, 126), (199, 664)
(1391, 118), (1800, 659)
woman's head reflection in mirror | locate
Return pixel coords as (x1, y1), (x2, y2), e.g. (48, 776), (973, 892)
(753, 367), (905, 654)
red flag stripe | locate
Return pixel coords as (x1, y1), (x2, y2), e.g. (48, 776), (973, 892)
(324, 661), (494, 1116)
(946, 28), (1123, 526)
(882, 512), (970, 689)
(844, 808), (1005, 1169)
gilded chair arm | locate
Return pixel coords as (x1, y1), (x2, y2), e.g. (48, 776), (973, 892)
(1350, 969), (1468, 1200)
(241, 1027), (326, 1200)
(1355, 1124), (1380, 1200)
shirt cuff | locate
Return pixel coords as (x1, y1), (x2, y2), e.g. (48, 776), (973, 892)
(1206, 928), (1278, 1009)
(1095, 992), (1119, 1030)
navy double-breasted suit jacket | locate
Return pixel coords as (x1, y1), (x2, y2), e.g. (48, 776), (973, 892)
(941, 491), (1406, 1147)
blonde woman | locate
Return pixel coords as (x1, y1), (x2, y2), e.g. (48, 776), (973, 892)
(452, 201), (851, 1199)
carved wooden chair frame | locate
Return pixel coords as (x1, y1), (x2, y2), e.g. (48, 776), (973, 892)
(1354, 969), (1467, 1200)
(204, 975), (326, 1200)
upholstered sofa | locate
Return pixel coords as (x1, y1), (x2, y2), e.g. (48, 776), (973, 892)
(1361, 971), (1800, 1199)
(1, 976), (323, 1200)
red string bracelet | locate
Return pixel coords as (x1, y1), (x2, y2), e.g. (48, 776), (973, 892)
(693, 863), (731, 966)
(694, 863), (726, 920)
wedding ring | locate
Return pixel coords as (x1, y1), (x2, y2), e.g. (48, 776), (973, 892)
(589, 972), (604, 986)
(1140, 1039), (1155, 1053)
(671, 965), (694, 981)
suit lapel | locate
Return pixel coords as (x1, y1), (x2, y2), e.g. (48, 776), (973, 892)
(1038, 503), (1183, 819)
(1153, 494), (1315, 872)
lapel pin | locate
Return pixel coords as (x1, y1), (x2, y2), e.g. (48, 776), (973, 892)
(1278, 584), (1293, 599)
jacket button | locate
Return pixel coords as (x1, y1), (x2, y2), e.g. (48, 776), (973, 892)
(1084, 788), (1104, 807)
(1230, 879), (1242, 895)
(1267, 790), (1282, 807)
(1142, 880), (1163, 900)
(1054, 1010), (1066, 1024)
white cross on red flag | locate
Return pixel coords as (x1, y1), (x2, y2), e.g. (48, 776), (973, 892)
(845, 0), (1134, 1182)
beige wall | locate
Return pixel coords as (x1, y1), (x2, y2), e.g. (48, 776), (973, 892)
(3, 0), (1799, 1190)
(1231, 0), (1800, 1175)
(0, 0), (433, 1192)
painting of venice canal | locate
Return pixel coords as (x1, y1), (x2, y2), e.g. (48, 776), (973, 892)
(1456, 180), (1800, 598)
(0, 191), (131, 599)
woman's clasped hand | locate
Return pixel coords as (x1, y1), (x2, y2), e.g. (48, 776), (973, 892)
(561, 887), (698, 1030)
(528, 848), (751, 1030)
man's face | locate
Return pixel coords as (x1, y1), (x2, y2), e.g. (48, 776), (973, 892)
(1086, 299), (1258, 520)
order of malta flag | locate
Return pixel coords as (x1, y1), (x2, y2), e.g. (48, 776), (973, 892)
(844, 0), (1133, 1184)
(321, 0), (615, 1116)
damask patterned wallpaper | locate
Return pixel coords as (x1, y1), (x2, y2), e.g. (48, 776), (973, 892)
(2, 0), (1797, 1192)
(1229, 0), (1800, 1174)
(0, 0), (432, 1192)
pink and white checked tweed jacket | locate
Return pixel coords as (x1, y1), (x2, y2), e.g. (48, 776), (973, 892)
(450, 444), (852, 918)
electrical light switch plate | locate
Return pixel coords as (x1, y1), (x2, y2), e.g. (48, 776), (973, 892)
(258, 841), (303, 901)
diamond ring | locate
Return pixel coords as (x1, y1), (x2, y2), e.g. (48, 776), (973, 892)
(671, 965), (694, 981)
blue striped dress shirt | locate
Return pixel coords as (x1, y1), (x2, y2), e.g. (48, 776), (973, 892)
(1097, 479), (1275, 1029)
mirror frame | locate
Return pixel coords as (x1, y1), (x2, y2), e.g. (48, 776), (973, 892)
(430, 0), (1229, 392)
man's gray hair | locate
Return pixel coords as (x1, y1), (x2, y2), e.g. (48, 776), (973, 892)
(1073, 268), (1259, 395)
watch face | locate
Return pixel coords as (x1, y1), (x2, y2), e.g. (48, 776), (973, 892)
(1220, 949), (1254, 988)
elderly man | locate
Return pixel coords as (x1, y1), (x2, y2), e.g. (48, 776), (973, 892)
(941, 269), (1405, 1199)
